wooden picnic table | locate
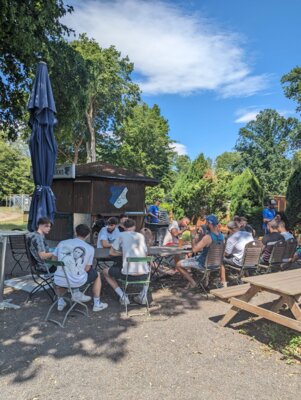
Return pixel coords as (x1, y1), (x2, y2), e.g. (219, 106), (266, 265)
(219, 269), (301, 333)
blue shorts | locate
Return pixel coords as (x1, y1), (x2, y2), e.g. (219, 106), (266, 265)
(86, 268), (98, 284)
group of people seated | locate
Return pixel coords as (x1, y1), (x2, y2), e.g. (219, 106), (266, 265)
(28, 216), (150, 313)
(28, 206), (299, 313)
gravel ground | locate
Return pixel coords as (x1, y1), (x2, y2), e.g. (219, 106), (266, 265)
(1, 247), (301, 400)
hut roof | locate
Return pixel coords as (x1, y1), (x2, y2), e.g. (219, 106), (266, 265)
(75, 161), (159, 186)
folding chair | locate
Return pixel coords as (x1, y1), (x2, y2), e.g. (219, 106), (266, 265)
(118, 256), (153, 316)
(281, 238), (298, 270)
(257, 239), (286, 273)
(9, 234), (29, 275)
(193, 242), (225, 298)
(45, 260), (91, 328)
(225, 240), (263, 284)
(25, 236), (56, 302)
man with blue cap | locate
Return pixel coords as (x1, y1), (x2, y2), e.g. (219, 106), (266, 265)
(175, 214), (224, 288)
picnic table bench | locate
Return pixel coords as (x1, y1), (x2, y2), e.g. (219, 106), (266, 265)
(213, 269), (301, 333)
(210, 284), (251, 303)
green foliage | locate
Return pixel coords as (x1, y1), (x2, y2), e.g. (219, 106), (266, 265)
(281, 66), (301, 114)
(171, 154), (212, 219)
(230, 168), (263, 232)
(207, 170), (234, 222)
(235, 109), (299, 196)
(173, 154), (191, 175)
(215, 151), (243, 174)
(286, 166), (301, 228)
(112, 103), (174, 182)
(72, 34), (141, 161)
(0, 0), (73, 139)
(0, 140), (34, 201)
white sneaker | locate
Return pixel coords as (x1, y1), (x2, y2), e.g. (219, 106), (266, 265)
(93, 302), (108, 312)
(57, 299), (67, 311)
(134, 295), (147, 305)
(72, 291), (91, 303)
(119, 294), (130, 306)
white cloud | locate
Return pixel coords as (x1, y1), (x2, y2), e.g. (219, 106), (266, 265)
(65, 0), (269, 97)
(235, 107), (296, 124)
(170, 142), (188, 155)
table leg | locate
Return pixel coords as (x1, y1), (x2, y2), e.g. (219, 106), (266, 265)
(219, 285), (260, 327)
(0, 236), (20, 310)
(286, 296), (301, 321)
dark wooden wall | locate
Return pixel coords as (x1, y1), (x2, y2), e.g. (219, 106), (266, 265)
(52, 179), (145, 214)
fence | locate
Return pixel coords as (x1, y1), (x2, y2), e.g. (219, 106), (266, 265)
(5, 195), (31, 212)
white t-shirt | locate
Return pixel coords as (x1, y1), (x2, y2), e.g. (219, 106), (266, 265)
(225, 230), (253, 266)
(163, 220), (179, 245)
(53, 238), (95, 287)
(112, 231), (149, 275)
(97, 226), (121, 248)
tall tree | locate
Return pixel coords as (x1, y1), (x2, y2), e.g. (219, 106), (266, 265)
(235, 109), (300, 196)
(72, 35), (140, 162)
(281, 66), (301, 113)
(0, 139), (34, 200)
(286, 166), (301, 229)
(0, 0), (73, 139)
(215, 151), (242, 174)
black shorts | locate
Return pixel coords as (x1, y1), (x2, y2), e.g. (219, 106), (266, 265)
(108, 266), (148, 281)
(224, 257), (242, 268)
(86, 268), (98, 284)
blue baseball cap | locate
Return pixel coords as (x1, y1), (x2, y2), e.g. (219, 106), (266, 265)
(206, 214), (219, 226)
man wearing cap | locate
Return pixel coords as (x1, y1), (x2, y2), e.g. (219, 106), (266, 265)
(262, 200), (277, 234)
(224, 221), (254, 268)
(175, 215), (224, 288)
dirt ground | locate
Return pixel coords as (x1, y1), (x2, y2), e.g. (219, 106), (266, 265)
(1, 248), (301, 400)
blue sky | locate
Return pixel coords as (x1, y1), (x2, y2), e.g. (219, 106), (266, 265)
(65, 0), (301, 160)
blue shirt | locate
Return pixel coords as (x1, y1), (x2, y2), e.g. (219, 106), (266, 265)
(148, 205), (159, 223)
(197, 231), (224, 267)
(262, 207), (276, 231)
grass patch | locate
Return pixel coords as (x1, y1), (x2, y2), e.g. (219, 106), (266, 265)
(239, 321), (301, 362)
(0, 206), (27, 231)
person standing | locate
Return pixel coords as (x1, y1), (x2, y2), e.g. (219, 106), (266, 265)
(147, 199), (161, 224)
(262, 199), (277, 234)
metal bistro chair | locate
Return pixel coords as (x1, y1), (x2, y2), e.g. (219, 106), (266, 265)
(9, 234), (30, 275)
(280, 238), (298, 270)
(45, 261), (91, 328)
(25, 236), (56, 302)
(193, 241), (225, 298)
(118, 256), (153, 316)
(225, 240), (263, 284)
(257, 239), (286, 273)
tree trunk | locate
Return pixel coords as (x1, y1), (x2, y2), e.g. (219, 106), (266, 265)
(85, 103), (96, 162)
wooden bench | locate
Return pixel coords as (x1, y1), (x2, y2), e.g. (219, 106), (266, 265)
(210, 284), (251, 303)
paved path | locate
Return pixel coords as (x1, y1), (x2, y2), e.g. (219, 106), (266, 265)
(1, 276), (301, 400)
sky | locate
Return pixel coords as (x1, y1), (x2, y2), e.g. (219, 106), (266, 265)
(64, 0), (301, 160)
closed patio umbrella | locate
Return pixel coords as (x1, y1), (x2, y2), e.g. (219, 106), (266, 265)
(27, 62), (57, 232)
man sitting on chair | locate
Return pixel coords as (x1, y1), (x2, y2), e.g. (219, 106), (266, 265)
(27, 217), (56, 272)
(175, 215), (224, 289)
(224, 221), (254, 267)
(103, 219), (150, 306)
(53, 224), (108, 312)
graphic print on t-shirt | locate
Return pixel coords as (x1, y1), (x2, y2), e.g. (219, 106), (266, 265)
(60, 245), (86, 276)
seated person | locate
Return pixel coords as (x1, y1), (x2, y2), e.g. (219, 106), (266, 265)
(260, 220), (283, 264)
(97, 217), (120, 248)
(53, 224), (108, 312)
(278, 221), (294, 240)
(103, 219), (150, 305)
(27, 217), (55, 272)
(224, 221), (254, 267)
(175, 215), (224, 288)
(163, 216), (190, 246)
(118, 214), (128, 232)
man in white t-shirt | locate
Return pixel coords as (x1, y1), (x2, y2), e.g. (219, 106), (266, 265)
(163, 216), (190, 246)
(224, 221), (254, 267)
(53, 224), (108, 312)
(96, 217), (121, 248)
(103, 219), (150, 305)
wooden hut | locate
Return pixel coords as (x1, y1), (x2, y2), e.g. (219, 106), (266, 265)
(48, 162), (158, 241)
